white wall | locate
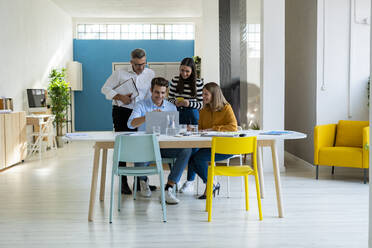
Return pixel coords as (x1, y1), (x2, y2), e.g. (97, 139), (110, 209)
(317, 0), (370, 125)
(201, 0), (220, 83)
(0, 0), (73, 111)
(285, 0), (370, 164)
(261, 0), (285, 171)
(350, 0), (370, 120)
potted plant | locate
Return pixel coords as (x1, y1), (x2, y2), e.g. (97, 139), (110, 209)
(48, 68), (70, 147)
(193, 56), (201, 79)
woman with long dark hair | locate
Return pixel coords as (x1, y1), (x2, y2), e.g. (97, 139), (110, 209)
(168, 57), (204, 125)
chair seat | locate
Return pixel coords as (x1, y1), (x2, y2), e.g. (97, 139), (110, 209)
(118, 166), (159, 176)
(318, 146), (363, 168)
(212, 165), (254, 177)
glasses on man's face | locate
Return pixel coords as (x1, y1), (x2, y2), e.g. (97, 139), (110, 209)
(133, 62), (146, 67)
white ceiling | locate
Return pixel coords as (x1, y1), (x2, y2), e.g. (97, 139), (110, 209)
(51, 0), (203, 18)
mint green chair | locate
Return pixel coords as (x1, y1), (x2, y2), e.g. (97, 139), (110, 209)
(109, 134), (166, 223)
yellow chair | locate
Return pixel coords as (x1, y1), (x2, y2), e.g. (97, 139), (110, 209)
(206, 136), (263, 222)
(314, 120), (369, 183)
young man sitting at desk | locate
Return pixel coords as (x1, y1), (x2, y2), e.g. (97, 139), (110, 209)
(127, 77), (192, 204)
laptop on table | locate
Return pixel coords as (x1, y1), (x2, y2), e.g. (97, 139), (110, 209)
(145, 111), (179, 135)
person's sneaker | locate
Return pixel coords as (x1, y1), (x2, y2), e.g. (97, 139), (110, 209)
(134, 178), (157, 192)
(179, 181), (194, 194)
(140, 180), (152, 198)
(165, 187), (180, 204)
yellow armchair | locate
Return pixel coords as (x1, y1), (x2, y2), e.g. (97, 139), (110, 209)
(314, 120), (369, 183)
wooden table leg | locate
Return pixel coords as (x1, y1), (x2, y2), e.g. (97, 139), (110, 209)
(99, 148), (108, 201)
(88, 145), (101, 222)
(257, 146), (265, 199)
(270, 140), (284, 218)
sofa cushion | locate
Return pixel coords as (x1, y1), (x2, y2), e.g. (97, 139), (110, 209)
(318, 147), (363, 168)
(335, 120), (369, 147)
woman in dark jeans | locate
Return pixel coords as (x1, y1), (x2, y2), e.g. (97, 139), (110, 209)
(168, 58), (204, 192)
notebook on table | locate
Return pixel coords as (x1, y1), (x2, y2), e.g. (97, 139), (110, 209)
(145, 111), (179, 135)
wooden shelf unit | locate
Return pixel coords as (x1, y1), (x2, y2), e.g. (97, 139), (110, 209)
(0, 111), (26, 170)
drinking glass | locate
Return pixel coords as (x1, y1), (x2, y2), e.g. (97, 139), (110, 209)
(153, 126), (161, 136)
(166, 127), (177, 136)
(190, 125), (198, 133)
(179, 124), (187, 133)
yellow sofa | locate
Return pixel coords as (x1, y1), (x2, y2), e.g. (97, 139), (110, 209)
(314, 120), (369, 183)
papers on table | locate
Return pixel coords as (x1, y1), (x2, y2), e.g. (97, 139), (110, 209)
(259, 131), (292, 135)
(200, 131), (240, 137)
(113, 78), (139, 98)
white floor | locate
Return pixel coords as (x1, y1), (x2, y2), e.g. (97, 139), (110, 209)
(0, 141), (368, 248)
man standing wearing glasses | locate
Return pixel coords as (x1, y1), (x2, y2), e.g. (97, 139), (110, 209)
(101, 48), (155, 195)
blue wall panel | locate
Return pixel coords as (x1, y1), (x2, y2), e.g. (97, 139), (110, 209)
(73, 39), (194, 131)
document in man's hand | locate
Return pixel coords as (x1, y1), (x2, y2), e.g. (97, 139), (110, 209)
(113, 78), (139, 98)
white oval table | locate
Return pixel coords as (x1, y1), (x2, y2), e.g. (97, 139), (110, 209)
(65, 130), (306, 221)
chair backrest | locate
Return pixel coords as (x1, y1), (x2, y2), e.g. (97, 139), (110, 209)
(211, 136), (257, 155)
(39, 115), (55, 135)
(211, 136), (257, 168)
(112, 134), (162, 171)
(46, 115), (55, 134)
(335, 120), (369, 147)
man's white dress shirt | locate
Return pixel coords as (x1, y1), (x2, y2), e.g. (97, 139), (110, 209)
(101, 66), (155, 109)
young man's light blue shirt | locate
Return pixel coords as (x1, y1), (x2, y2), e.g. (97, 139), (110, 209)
(127, 97), (177, 131)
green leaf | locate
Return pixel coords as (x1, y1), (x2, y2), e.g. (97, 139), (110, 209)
(48, 68), (70, 136)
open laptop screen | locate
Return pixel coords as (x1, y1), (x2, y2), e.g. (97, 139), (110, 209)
(145, 111), (179, 134)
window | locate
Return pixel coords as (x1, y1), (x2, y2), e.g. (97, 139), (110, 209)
(246, 24), (260, 58)
(76, 24), (195, 40)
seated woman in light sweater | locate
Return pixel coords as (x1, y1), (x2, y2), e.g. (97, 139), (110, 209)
(185, 82), (238, 199)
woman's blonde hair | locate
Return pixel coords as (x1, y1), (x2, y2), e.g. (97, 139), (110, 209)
(203, 82), (228, 111)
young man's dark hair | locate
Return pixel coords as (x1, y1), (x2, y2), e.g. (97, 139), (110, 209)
(151, 77), (169, 90)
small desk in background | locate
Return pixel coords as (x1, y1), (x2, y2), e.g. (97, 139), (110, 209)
(26, 114), (54, 138)
(26, 114), (54, 126)
(26, 114), (56, 151)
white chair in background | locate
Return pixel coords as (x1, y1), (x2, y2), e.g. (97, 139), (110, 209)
(28, 115), (57, 159)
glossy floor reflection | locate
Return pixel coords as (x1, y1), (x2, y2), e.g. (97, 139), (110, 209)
(0, 141), (368, 248)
